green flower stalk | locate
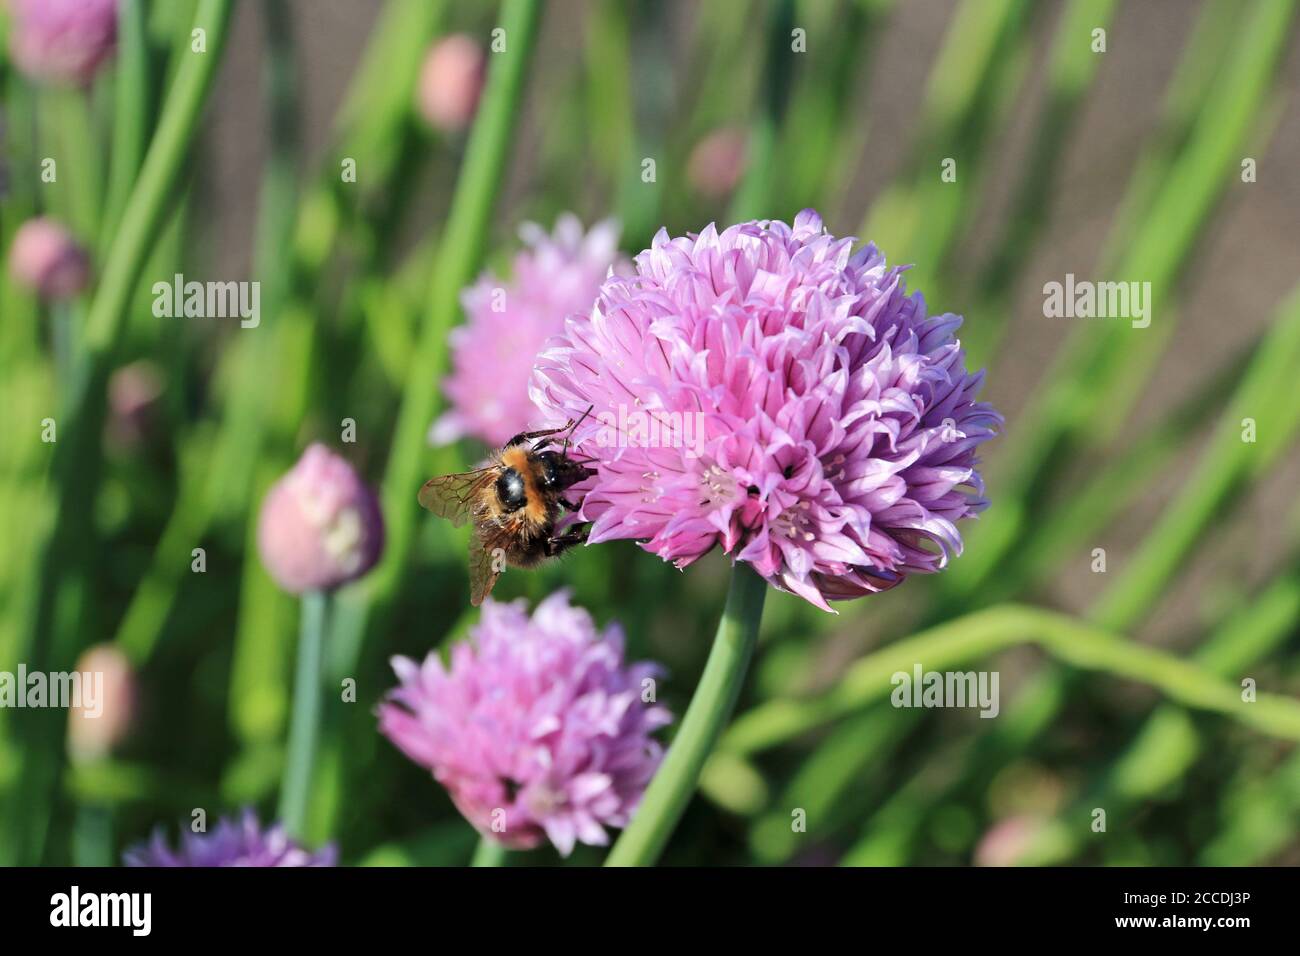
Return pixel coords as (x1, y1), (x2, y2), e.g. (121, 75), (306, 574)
(607, 564), (767, 866)
(721, 603), (1300, 758)
(280, 590), (329, 838)
(0, 0), (234, 867)
(257, 445), (385, 838)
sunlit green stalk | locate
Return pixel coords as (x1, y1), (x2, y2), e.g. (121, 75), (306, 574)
(52, 90), (103, 240)
(84, 0), (232, 357)
(100, 0), (150, 252)
(607, 564), (768, 867)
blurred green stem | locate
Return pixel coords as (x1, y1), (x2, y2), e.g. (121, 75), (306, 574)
(280, 590), (329, 838)
(84, 0), (232, 357)
(331, 0), (542, 673)
(52, 90), (104, 240)
(606, 563), (767, 867)
(27, 0), (234, 646)
(72, 803), (113, 867)
(951, 0), (1295, 597)
(728, 0), (795, 221)
(722, 603), (1300, 755)
(100, 0), (150, 252)
(470, 837), (507, 867)
(1, 0), (234, 867)
(1018, 556), (1300, 866)
(49, 301), (79, 412)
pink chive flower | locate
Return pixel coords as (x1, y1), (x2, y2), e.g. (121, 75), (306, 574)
(256, 444), (385, 594)
(378, 591), (672, 857)
(530, 210), (1001, 612)
(415, 33), (486, 133)
(687, 127), (748, 199)
(7, 0), (119, 87)
(431, 215), (625, 448)
(7, 217), (90, 300)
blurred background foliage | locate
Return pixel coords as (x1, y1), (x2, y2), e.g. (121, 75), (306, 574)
(2, 0), (1300, 866)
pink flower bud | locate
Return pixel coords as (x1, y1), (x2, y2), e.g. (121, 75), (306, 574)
(8, 217), (90, 300)
(257, 444), (385, 594)
(973, 815), (1043, 867)
(107, 360), (164, 450)
(67, 643), (136, 763)
(415, 34), (486, 132)
(686, 127), (748, 199)
(8, 0), (119, 87)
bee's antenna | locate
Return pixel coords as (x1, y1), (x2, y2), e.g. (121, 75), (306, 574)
(562, 404), (595, 458)
(571, 404), (595, 434)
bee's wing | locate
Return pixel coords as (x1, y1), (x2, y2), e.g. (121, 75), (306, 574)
(467, 528), (502, 606)
(417, 468), (494, 527)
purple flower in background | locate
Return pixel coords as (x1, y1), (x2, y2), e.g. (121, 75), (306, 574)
(123, 809), (336, 867)
(415, 33), (486, 133)
(531, 210), (1000, 612)
(7, 0), (118, 87)
(431, 215), (625, 449)
(257, 444), (385, 594)
(7, 217), (90, 300)
(378, 591), (671, 857)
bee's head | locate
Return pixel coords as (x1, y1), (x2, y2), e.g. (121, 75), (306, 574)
(537, 451), (592, 492)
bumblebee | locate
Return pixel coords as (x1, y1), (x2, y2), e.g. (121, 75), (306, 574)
(418, 413), (596, 605)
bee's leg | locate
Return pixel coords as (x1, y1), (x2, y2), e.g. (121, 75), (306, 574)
(543, 526), (589, 557)
(509, 406), (594, 451)
(505, 421), (574, 449)
(559, 497), (581, 511)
